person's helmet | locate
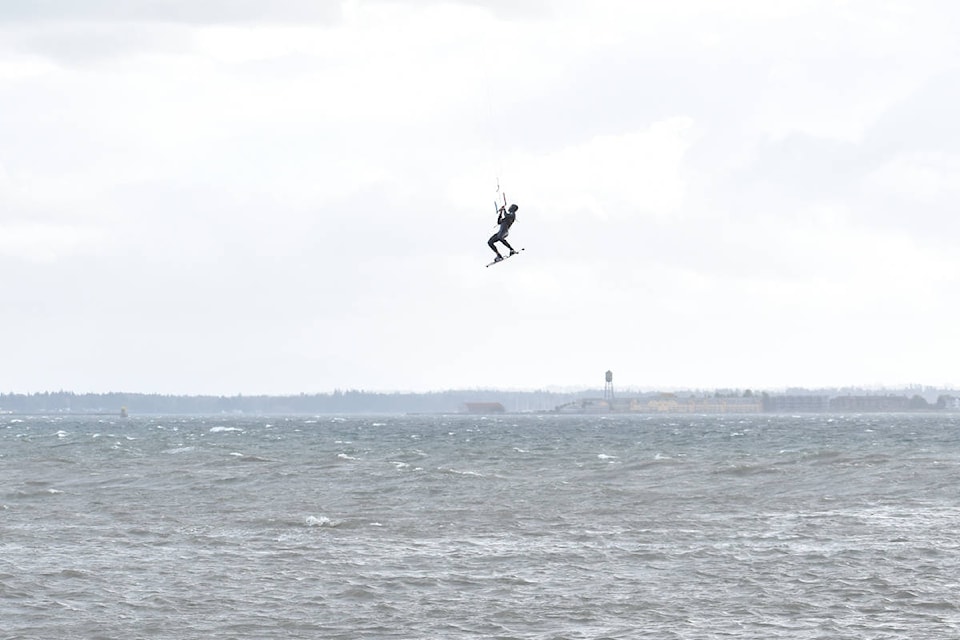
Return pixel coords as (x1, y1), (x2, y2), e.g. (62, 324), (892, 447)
(508, 204), (518, 213)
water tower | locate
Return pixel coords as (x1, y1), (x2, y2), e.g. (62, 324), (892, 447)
(604, 370), (614, 400)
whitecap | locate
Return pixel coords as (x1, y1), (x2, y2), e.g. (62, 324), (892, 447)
(230, 452), (271, 462)
(305, 515), (337, 527)
(163, 446), (195, 454)
(209, 426), (243, 433)
(441, 467), (484, 477)
(54, 600), (80, 612)
(337, 453), (359, 461)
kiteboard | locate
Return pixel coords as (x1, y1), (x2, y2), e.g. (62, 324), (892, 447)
(485, 248), (524, 268)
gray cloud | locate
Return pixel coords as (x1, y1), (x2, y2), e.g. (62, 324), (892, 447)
(0, 0), (559, 25)
(0, 0), (341, 24)
(866, 68), (960, 156)
(3, 1), (960, 393)
(9, 23), (190, 64)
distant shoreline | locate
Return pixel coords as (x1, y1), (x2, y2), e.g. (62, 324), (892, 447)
(2, 387), (958, 416)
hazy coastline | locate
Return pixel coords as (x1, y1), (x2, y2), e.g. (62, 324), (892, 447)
(3, 386), (958, 415)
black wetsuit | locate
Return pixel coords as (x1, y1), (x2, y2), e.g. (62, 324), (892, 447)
(488, 209), (516, 256)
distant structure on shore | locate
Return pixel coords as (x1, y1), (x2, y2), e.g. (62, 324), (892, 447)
(464, 402), (506, 414)
(3, 381), (959, 416)
(561, 392), (764, 414)
(554, 391), (960, 414)
(549, 372), (960, 415)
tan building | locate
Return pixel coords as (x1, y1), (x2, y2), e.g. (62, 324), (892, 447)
(643, 395), (762, 413)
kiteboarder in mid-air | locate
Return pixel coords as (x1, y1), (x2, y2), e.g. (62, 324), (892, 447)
(487, 203), (518, 263)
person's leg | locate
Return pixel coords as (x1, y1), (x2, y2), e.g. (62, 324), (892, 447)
(488, 234), (503, 257)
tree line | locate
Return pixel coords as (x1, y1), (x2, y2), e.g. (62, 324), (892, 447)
(0, 389), (586, 415)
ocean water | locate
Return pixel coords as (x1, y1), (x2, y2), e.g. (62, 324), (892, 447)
(2, 413), (960, 639)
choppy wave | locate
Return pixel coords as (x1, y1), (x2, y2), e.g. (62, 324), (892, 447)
(2, 413), (960, 638)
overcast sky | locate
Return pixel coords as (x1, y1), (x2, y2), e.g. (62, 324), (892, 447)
(2, 0), (958, 395)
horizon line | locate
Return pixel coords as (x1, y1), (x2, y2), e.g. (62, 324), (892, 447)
(2, 384), (959, 397)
